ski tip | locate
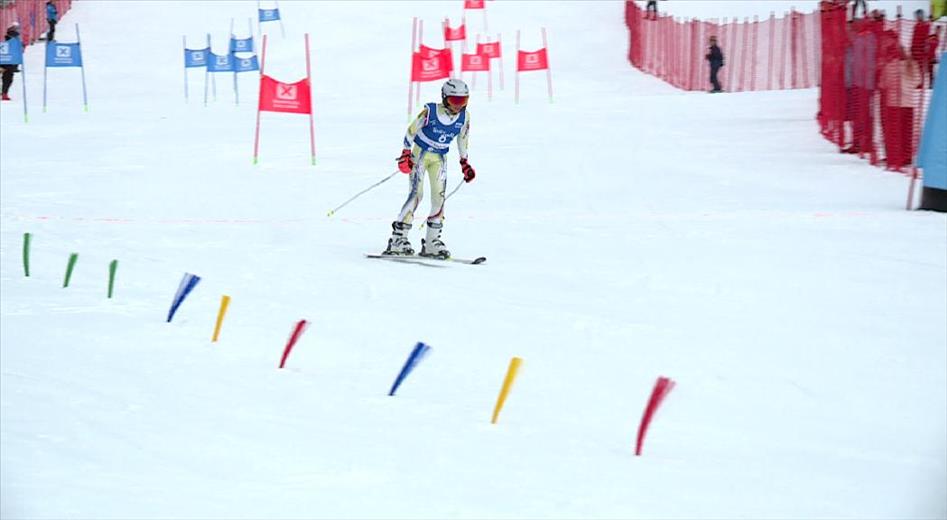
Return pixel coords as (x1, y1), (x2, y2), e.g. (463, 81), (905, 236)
(472, 257), (487, 264)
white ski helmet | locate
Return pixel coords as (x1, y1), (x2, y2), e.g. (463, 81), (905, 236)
(441, 78), (469, 98)
(441, 79), (469, 113)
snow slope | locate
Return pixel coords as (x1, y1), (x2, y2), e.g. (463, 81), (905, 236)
(1, 1), (945, 519)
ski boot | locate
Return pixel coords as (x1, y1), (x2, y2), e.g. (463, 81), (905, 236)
(420, 221), (450, 259)
(384, 221), (414, 256)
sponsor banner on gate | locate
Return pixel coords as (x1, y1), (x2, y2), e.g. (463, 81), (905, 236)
(464, 0), (485, 9)
(233, 55), (260, 73)
(45, 42), (83, 67)
(461, 52), (489, 72)
(477, 41), (501, 59)
(417, 45), (453, 72)
(259, 8), (280, 22)
(444, 22), (466, 42)
(517, 48), (548, 71)
(206, 51), (234, 72)
(230, 36), (254, 53)
(259, 74), (312, 114)
(411, 52), (451, 82)
(0, 37), (24, 65)
(184, 47), (209, 68)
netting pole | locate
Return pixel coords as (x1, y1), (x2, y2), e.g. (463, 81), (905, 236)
(750, 16), (759, 91)
(789, 7), (799, 89)
(768, 12), (776, 90)
(799, 12), (810, 88)
(726, 18), (737, 91)
(740, 18), (750, 91)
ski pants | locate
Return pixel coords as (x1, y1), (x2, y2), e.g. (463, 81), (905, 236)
(396, 147), (447, 226)
(1, 66), (15, 96)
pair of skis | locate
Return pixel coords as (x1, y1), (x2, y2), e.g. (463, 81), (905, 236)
(365, 253), (487, 266)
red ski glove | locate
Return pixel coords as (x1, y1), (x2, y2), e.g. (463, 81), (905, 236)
(460, 158), (476, 183)
(397, 149), (414, 173)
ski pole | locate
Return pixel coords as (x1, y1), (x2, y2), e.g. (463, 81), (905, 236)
(327, 170), (400, 217)
(445, 179), (465, 201)
(421, 180), (466, 229)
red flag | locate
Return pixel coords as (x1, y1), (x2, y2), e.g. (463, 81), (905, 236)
(417, 45), (454, 72)
(259, 75), (312, 114)
(464, 0), (484, 9)
(411, 52), (451, 82)
(417, 44), (442, 58)
(477, 41), (501, 59)
(444, 22), (466, 42)
(461, 52), (490, 72)
(517, 48), (549, 71)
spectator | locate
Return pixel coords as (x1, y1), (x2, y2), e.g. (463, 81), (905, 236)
(843, 21), (857, 148)
(46, 0), (58, 42)
(0, 21), (21, 102)
(878, 42), (922, 171)
(910, 9), (931, 81)
(928, 27), (942, 87)
(645, 0), (658, 20)
(851, 0), (868, 19)
(847, 20), (878, 155)
(705, 35), (724, 93)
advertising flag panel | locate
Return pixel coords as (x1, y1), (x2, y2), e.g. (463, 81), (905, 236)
(184, 47), (209, 68)
(478, 41), (501, 58)
(45, 42), (82, 67)
(230, 36), (254, 53)
(259, 8), (280, 22)
(411, 52), (451, 82)
(517, 48), (549, 71)
(0, 37), (24, 65)
(461, 52), (489, 71)
(417, 45), (454, 72)
(234, 55), (260, 73)
(464, 0), (485, 9)
(444, 22), (466, 42)
(207, 52), (235, 72)
(259, 74), (312, 114)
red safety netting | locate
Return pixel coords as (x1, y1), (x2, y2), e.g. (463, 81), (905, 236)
(625, 0), (820, 92)
(1, 0), (72, 46)
(818, 0), (945, 174)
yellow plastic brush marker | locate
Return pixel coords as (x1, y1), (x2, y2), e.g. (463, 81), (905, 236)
(212, 295), (231, 342)
(491, 356), (523, 424)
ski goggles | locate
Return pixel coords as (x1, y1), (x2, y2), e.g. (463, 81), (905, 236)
(446, 95), (469, 108)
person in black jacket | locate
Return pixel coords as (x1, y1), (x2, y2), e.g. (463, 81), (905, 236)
(705, 35), (724, 93)
(646, 0), (658, 20)
(1, 22), (21, 101)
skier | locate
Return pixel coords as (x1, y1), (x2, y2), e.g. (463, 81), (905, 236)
(384, 78), (476, 258)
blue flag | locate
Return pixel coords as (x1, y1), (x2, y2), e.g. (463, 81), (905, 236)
(230, 36), (254, 53)
(184, 47), (209, 68)
(918, 53), (947, 190)
(259, 8), (280, 22)
(206, 51), (234, 72)
(233, 55), (260, 73)
(45, 42), (83, 67)
(0, 37), (24, 66)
